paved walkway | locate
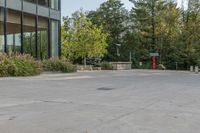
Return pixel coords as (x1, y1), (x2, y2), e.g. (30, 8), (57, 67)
(0, 70), (200, 133)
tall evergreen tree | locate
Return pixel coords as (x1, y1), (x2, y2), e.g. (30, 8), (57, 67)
(188, 0), (200, 12)
(129, 0), (166, 52)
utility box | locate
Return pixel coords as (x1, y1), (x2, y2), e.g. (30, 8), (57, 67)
(195, 66), (199, 74)
(190, 66), (194, 72)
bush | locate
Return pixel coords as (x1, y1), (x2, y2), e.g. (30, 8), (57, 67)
(42, 58), (76, 73)
(0, 54), (42, 77)
(101, 62), (113, 70)
(0, 54), (76, 77)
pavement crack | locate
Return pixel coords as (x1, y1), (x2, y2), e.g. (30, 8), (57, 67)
(97, 99), (161, 126)
(39, 100), (73, 105)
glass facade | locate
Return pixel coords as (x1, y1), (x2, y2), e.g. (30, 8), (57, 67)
(7, 10), (21, 53)
(0, 7), (4, 52)
(24, 0), (60, 10)
(38, 17), (48, 59)
(24, 0), (36, 3)
(50, 0), (59, 10)
(38, 0), (48, 7)
(0, 0), (61, 59)
(23, 13), (36, 57)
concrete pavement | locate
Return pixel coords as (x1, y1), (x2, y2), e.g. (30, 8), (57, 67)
(0, 70), (200, 133)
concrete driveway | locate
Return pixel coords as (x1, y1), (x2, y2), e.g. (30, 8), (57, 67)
(0, 70), (200, 133)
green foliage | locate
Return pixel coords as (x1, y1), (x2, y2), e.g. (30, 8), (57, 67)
(128, 0), (200, 70)
(87, 0), (129, 61)
(62, 11), (108, 63)
(42, 58), (76, 73)
(130, 0), (168, 51)
(0, 54), (42, 77)
(62, 0), (200, 70)
(0, 54), (76, 77)
(101, 62), (113, 70)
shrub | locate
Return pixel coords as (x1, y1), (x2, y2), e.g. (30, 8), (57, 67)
(101, 62), (113, 70)
(0, 54), (42, 77)
(0, 54), (76, 77)
(42, 58), (76, 73)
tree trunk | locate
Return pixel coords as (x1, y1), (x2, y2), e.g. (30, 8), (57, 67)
(84, 57), (87, 69)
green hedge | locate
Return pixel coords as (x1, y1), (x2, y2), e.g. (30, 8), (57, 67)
(0, 54), (42, 77)
(0, 54), (76, 77)
(101, 62), (113, 70)
(42, 58), (76, 73)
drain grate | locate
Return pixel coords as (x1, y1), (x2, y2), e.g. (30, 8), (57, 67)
(97, 87), (115, 91)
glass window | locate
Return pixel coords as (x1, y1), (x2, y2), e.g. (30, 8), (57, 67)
(0, 7), (4, 53)
(23, 13), (36, 57)
(51, 20), (58, 58)
(38, 17), (48, 60)
(7, 10), (21, 54)
(24, 0), (36, 3)
(50, 0), (59, 10)
(38, 0), (49, 7)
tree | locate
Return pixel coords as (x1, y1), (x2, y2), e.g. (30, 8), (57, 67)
(157, 2), (181, 66)
(61, 0), (200, 70)
(62, 12), (108, 66)
(87, 0), (129, 61)
(179, 0), (200, 67)
(130, 0), (168, 51)
(188, 0), (200, 12)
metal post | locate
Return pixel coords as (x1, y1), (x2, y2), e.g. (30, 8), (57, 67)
(4, 0), (7, 53)
(21, 0), (24, 54)
(152, 56), (156, 70)
(84, 57), (87, 69)
(116, 44), (121, 61)
(13, 34), (15, 52)
(117, 47), (119, 57)
(35, 0), (38, 59)
(175, 62), (178, 71)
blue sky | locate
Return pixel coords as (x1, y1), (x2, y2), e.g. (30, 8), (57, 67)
(61, 0), (133, 17)
(61, 0), (182, 18)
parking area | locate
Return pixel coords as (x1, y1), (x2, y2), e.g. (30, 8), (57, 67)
(0, 70), (200, 133)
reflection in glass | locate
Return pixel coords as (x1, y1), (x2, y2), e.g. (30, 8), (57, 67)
(50, 0), (59, 10)
(7, 10), (21, 53)
(23, 13), (36, 57)
(0, 8), (4, 52)
(23, 0), (36, 4)
(0, 5), (60, 58)
(38, 17), (48, 60)
(38, 0), (48, 7)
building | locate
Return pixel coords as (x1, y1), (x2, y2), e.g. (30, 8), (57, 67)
(0, 0), (61, 59)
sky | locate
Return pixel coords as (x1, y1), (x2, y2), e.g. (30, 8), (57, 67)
(61, 0), (182, 18)
(61, 0), (133, 17)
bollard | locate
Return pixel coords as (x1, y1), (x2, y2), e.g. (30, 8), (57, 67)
(190, 66), (194, 72)
(195, 66), (199, 74)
